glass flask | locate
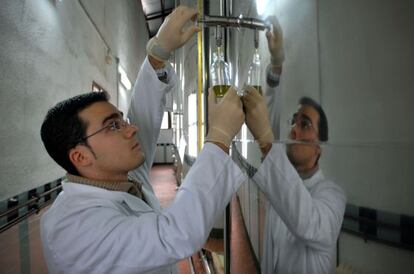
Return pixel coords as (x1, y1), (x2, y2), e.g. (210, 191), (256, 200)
(210, 46), (231, 101)
(247, 48), (262, 95)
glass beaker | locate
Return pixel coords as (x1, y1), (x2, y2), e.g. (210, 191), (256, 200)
(210, 46), (231, 101)
(246, 48), (262, 95)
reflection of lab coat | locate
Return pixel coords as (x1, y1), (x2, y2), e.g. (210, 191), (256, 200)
(41, 58), (246, 274)
(255, 71), (346, 274)
(255, 145), (346, 274)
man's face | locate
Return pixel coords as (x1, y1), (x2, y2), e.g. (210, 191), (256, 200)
(287, 105), (320, 169)
(77, 101), (145, 179)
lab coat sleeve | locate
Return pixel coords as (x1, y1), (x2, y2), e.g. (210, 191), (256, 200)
(264, 66), (283, 139)
(48, 144), (246, 273)
(253, 144), (346, 251)
(128, 57), (177, 176)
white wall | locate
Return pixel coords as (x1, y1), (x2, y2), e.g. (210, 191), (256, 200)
(0, 0), (148, 200)
(318, 0), (414, 215)
(80, 0), (149, 107)
(316, 1), (414, 272)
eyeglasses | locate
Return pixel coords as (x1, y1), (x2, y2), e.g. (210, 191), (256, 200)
(288, 114), (317, 133)
(80, 117), (132, 142)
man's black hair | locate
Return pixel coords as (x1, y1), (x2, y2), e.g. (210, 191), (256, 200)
(40, 92), (109, 175)
(299, 97), (328, 142)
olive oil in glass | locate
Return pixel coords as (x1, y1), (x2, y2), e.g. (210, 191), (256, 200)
(247, 48), (262, 96)
(210, 46), (231, 100)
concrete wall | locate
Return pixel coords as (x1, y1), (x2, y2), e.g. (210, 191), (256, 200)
(0, 0), (148, 200)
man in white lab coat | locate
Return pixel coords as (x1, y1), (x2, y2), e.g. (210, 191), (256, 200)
(40, 6), (246, 274)
(242, 16), (346, 274)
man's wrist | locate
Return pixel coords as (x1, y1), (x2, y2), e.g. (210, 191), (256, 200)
(146, 37), (171, 63)
(266, 64), (282, 87)
(269, 64), (282, 74)
(260, 142), (272, 159)
(205, 127), (232, 150)
(206, 141), (229, 154)
(148, 55), (165, 70)
(270, 53), (285, 66)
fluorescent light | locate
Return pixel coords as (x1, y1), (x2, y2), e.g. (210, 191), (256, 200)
(242, 124), (248, 158)
(118, 65), (132, 90)
(256, 0), (270, 16)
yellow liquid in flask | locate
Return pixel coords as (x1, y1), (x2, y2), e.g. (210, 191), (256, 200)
(213, 85), (231, 98)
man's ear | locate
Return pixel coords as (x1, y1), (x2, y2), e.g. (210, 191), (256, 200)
(69, 145), (93, 169)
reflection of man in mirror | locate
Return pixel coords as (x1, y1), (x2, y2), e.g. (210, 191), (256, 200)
(287, 97), (328, 178)
(39, 6), (247, 274)
(242, 16), (346, 274)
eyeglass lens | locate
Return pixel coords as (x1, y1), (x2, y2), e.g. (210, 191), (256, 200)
(291, 114), (313, 130)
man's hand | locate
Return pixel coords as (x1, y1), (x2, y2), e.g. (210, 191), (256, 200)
(266, 15), (285, 66)
(147, 6), (200, 62)
(205, 87), (244, 151)
(242, 87), (274, 155)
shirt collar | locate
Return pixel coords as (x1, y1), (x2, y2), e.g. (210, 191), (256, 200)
(66, 173), (144, 200)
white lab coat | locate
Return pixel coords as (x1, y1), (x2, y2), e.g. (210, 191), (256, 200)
(255, 145), (346, 274)
(255, 69), (346, 274)
(40, 58), (246, 274)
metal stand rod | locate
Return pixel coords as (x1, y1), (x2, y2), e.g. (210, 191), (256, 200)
(254, 29), (259, 49)
(199, 14), (270, 31)
(215, 25), (223, 47)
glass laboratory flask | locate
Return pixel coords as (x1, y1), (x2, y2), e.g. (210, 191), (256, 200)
(247, 48), (262, 95)
(210, 47), (231, 100)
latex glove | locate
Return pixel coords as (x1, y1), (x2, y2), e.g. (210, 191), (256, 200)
(146, 6), (201, 62)
(242, 86), (274, 152)
(205, 87), (245, 149)
(266, 15), (285, 66)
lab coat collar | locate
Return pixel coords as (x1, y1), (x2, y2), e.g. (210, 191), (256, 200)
(303, 169), (324, 190)
(140, 185), (162, 212)
(62, 180), (154, 213)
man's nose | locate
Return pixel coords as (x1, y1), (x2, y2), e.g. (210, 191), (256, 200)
(124, 124), (138, 138)
(289, 125), (298, 140)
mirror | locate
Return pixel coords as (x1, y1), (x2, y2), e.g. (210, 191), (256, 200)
(1, 0), (412, 273)
(178, 0), (414, 273)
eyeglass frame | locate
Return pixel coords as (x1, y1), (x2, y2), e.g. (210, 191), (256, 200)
(78, 117), (132, 143)
(288, 113), (318, 134)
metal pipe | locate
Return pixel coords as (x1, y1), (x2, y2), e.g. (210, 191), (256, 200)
(0, 184), (62, 219)
(202, 0), (210, 135)
(215, 25), (223, 47)
(196, 0), (204, 153)
(198, 14), (271, 31)
(188, 257), (196, 274)
(199, 251), (212, 274)
(254, 29), (259, 49)
(342, 228), (414, 252)
(0, 198), (56, 233)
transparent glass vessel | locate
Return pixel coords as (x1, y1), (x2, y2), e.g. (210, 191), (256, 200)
(210, 46), (231, 100)
(247, 48), (262, 95)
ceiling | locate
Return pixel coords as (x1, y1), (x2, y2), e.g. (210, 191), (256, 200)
(139, 0), (175, 38)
